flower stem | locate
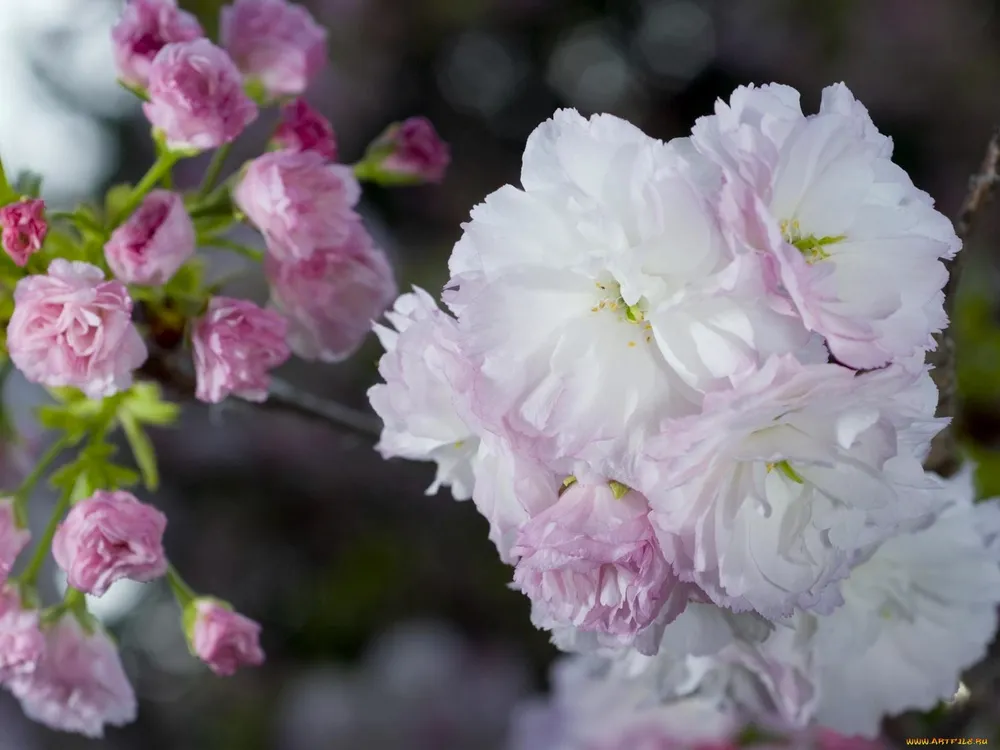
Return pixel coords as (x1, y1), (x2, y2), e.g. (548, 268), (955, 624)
(11, 435), (71, 524)
(197, 143), (232, 200)
(166, 564), (196, 608)
(205, 238), (263, 262)
(18, 482), (75, 587)
(112, 152), (179, 227)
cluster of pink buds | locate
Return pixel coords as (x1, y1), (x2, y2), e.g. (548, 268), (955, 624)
(0, 0), (448, 737)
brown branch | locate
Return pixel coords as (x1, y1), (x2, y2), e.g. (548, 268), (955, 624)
(923, 127), (1000, 477)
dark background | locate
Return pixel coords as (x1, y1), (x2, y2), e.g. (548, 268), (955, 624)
(4, 0), (1000, 747)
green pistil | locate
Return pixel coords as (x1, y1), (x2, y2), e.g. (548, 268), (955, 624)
(766, 460), (805, 484)
(791, 234), (843, 263)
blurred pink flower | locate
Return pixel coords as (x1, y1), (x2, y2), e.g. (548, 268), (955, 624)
(265, 222), (396, 362)
(104, 189), (195, 285)
(9, 616), (136, 738)
(143, 39), (258, 152)
(234, 150), (360, 261)
(511, 481), (682, 644)
(221, 0), (327, 99)
(7, 260), (147, 398)
(192, 296), (290, 403)
(367, 117), (450, 184)
(273, 98), (338, 161)
(189, 598), (265, 676)
(0, 199), (47, 267)
(111, 0), (204, 88)
(52, 490), (168, 598)
(0, 497), (28, 584)
(0, 588), (44, 682)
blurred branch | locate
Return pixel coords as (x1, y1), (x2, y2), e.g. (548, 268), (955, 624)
(138, 351), (383, 440)
(924, 127), (1000, 477)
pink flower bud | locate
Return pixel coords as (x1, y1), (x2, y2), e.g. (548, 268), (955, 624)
(265, 222), (396, 362)
(104, 189), (195, 285)
(143, 39), (258, 152)
(366, 117), (450, 184)
(272, 98), (337, 161)
(192, 297), (290, 404)
(0, 498), (28, 584)
(189, 598), (264, 676)
(0, 199), (47, 267)
(7, 260), (147, 398)
(0, 588), (44, 682)
(111, 0), (204, 88)
(9, 616), (136, 738)
(220, 0), (327, 99)
(52, 490), (168, 598)
(234, 150), (360, 262)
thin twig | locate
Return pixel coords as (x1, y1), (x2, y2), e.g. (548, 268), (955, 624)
(923, 127), (1000, 477)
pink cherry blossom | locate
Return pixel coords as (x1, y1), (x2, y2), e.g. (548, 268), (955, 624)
(104, 189), (195, 285)
(7, 260), (147, 398)
(9, 616), (136, 738)
(143, 39), (258, 152)
(234, 150), (360, 261)
(0, 497), (28, 584)
(0, 587), (44, 682)
(111, 0), (204, 88)
(368, 117), (450, 184)
(192, 297), (290, 404)
(220, 0), (327, 99)
(0, 199), (47, 267)
(52, 490), (168, 597)
(273, 98), (337, 161)
(265, 222), (396, 362)
(190, 599), (265, 676)
(511, 481), (683, 645)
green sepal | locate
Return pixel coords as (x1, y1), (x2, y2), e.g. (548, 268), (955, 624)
(608, 480), (631, 499)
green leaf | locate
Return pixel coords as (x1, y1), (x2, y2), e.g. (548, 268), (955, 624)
(121, 383), (180, 426)
(164, 259), (205, 298)
(193, 213), (237, 240)
(119, 410), (158, 491)
(104, 183), (135, 223)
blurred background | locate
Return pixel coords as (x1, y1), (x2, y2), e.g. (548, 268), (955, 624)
(3, 0), (1000, 746)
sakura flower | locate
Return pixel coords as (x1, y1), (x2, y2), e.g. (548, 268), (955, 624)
(234, 150), (360, 261)
(363, 116), (450, 184)
(188, 598), (265, 676)
(368, 288), (483, 501)
(511, 481), (684, 648)
(0, 198), (47, 267)
(265, 222), (396, 362)
(111, 0), (204, 88)
(446, 109), (808, 473)
(631, 356), (945, 619)
(221, 0), (327, 99)
(52, 490), (168, 597)
(144, 39), (258, 152)
(7, 260), (147, 398)
(691, 83), (959, 368)
(9, 616), (136, 738)
(273, 98), (338, 161)
(104, 189), (195, 285)
(192, 297), (290, 403)
(0, 587), (44, 681)
(0, 496), (28, 583)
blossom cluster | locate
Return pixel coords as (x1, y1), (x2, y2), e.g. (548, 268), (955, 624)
(369, 84), (1000, 739)
(0, 0), (449, 738)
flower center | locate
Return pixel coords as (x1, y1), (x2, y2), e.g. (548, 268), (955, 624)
(590, 280), (654, 347)
(780, 219), (845, 264)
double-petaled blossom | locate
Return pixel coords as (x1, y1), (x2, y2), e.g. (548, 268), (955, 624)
(220, 0), (327, 99)
(265, 222), (396, 363)
(365, 117), (450, 184)
(143, 39), (258, 152)
(187, 598), (265, 676)
(0, 497), (28, 584)
(52, 490), (168, 598)
(511, 481), (685, 649)
(111, 0), (204, 88)
(0, 199), (47, 267)
(234, 150), (360, 262)
(272, 98), (338, 161)
(8, 616), (136, 738)
(0, 587), (44, 682)
(691, 83), (960, 369)
(7, 260), (147, 398)
(192, 297), (290, 404)
(104, 189), (195, 285)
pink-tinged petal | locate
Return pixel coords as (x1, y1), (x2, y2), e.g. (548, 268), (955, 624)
(104, 190), (194, 285)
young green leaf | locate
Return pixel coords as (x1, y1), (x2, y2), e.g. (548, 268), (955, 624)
(120, 409), (159, 491)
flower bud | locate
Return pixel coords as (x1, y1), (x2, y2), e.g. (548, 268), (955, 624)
(0, 199), (47, 267)
(52, 490), (168, 597)
(111, 0), (204, 89)
(361, 117), (450, 185)
(185, 597), (264, 676)
(105, 190), (195, 285)
(272, 98), (337, 161)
